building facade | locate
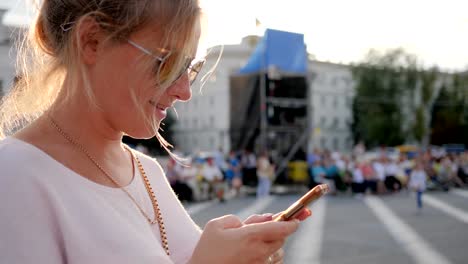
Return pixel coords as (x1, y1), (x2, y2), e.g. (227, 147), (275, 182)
(0, 4), (17, 97)
(172, 36), (355, 154)
(308, 61), (354, 152)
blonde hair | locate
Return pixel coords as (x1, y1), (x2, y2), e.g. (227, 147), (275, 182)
(0, 0), (201, 154)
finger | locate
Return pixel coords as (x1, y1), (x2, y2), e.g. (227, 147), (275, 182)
(294, 208), (312, 221)
(206, 214), (243, 230)
(244, 214), (273, 225)
(264, 240), (284, 257)
(270, 248), (284, 263)
(242, 219), (300, 241)
(272, 208), (312, 222)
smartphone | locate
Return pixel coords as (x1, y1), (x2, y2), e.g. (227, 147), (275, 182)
(273, 184), (329, 222)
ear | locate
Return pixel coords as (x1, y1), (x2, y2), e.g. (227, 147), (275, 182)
(77, 17), (105, 65)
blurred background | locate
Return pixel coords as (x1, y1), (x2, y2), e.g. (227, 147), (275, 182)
(1, 0), (467, 263)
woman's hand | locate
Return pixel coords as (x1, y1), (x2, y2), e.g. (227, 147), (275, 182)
(267, 208), (312, 264)
(189, 208), (312, 264)
(189, 214), (300, 264)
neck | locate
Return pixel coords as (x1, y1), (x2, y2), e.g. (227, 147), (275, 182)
(44, 84), (125, 159)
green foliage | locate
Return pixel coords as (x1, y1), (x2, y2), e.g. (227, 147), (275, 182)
(350, 48), (461, 147)
(351, 49), (411, 147)
(413, 106), (425, 142)
(431, 73), (468, 145)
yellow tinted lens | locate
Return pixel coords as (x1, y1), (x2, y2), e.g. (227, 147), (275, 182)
(157, 54), (177, 82)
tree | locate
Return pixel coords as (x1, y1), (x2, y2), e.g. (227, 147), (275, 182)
(413, 67), (439, 146)
(430, 73), (468, 146)
(351, 49), (410, 147)
(351, 48), (446, 148)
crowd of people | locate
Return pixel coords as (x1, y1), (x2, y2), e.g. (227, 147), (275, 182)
(308, 146), (467, 196)
(164, 149), (276, 202)
(165, 145), (468, 209)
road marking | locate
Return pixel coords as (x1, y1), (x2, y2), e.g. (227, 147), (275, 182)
(364, 196), (452, 264)
(424, 194), (468, 224)
(186, 200), (216, 215)
(287, 198), (326, 264)
(451, 189), (468, 199)
(236, 196), (276, 221)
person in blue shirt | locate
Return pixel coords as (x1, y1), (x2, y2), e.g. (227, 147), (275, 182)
(310, 160), (326, 188)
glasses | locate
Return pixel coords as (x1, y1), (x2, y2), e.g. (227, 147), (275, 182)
(127, 40), (205, 85)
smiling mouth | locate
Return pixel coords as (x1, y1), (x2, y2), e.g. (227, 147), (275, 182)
(149, 100), (169, 111)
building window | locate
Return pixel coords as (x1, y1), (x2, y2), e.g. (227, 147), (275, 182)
(333, 97), (338, 108)
(210, 116), (215, 127)
(321, 137), (327, 149)
(321, 95), (326, 106)
(193, 118), (198, 129)
(332, 117), (339, 129)
(209, 137), (215, 147)
(320, 116), (326, 127)
(331, 77), (338, 86)
(346, 96), (352, 108)
(210, 96), (215, 106)
(346, 136), (353, 149)
(333, 137), (339, 150)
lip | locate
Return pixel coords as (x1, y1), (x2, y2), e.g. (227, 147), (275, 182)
(149, 100), (169, 119)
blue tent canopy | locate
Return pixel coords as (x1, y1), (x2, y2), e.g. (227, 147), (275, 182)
(239, 29), (307, 75)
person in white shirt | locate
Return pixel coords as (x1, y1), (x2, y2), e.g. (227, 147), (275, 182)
(409, 161), (427, 210)
(352, 162), (365, 196)
(384, 158), (402, 192)
(256, 151), (274, 198)
(202, 157), (225, 202)
(0, 1), (312, 263)
(372, 158), (387, 194)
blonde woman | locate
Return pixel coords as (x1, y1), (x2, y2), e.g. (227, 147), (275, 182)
(0, 1), (311, 263)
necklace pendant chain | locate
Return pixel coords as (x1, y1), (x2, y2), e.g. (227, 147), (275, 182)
(47, 114), (170, 256)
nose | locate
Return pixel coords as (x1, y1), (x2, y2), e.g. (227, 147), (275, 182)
(167, 72), (192, 101)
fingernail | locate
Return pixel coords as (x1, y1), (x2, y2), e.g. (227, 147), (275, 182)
(293, 219), (300, 224)
(262, 213), (273, 218)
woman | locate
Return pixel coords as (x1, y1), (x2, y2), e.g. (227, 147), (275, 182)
(256, 151), (274, 198)
(0, 0), (311, 263)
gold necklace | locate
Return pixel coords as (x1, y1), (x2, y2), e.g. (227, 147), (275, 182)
(47, 114), (170, 256)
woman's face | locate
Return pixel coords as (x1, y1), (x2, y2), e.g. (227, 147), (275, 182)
(90, 19), (201, 139)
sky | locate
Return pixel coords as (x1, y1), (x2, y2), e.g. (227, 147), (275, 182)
(3, 0), (468, 71)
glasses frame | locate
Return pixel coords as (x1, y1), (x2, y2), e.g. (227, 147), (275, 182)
(127, 39), (205, 85)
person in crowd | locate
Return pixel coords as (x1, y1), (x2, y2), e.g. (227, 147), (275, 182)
(384, 157), (402, 192)
(226, 150), (243, 197)
(310, 159), (326, 188)
(361, 159), (377, 194)
(213, 147), (227, 178)
(457, 152), (468, 184)
(409, 161), (427, 212)
(203, 157), (225, 202)
(372, 157), (387, 194)
(352, 161), (365, 197)
(439, 157), (465, 189)
(179, 158), (199, 201)
(241, 149), (257, 186)
(324, 158), (339, 194)
(165, 159), (192, 202)
(256, 151), (275, 198)
(0, 1), (311, 263)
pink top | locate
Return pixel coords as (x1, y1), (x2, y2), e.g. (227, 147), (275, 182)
(0, 137), (201, 264)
